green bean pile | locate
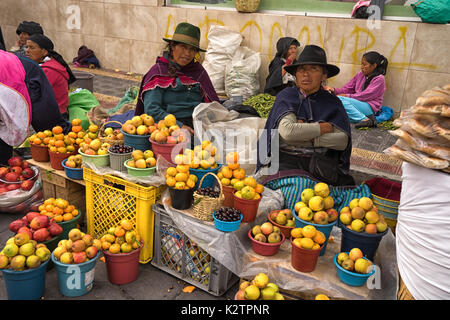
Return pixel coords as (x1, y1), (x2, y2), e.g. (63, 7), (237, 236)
(242, 93), (276, 118)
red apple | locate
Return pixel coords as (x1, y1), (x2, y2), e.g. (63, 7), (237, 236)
(0, 167), (8, 179)
(0, 187), (8, 195)
(48, 223), (63, 236)
(5, 172), (19, 182)
(8, 156), (23, 167)
(10, 166), (23, 175)
(21, 168), (34, 179)
(33, 228), (50, 242)
(6, 184), (21, 191)
(20, 180), (34, 191)
(85, 246), (98, 259)
(17, 226), (32, 239)
(326, 208), (339, 223)
(21, 160), (30, 169)
(26, 211), (41, 223)
(73, 251), (87, 264)
(30, 215), (50, 230)
(9, 219), (27, 233)
(166, 136), (177, 144)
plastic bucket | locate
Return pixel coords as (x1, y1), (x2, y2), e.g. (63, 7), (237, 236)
(268, 210), (295, 239)
(248, 229), (285, 256)
(124, 159), (156, 177)
(222, 185), (235, 207)
(79, 149), (110, 167)
(1, 259), (50, 300)
(42, 234), (63, 270)
(61, 159), (83, 180)
(169, 187), (194, 210)
(189, 165), (222, 190)
(51, 251), (100, 297)
(121, 129), (151, 152)
(340, 223), (388, 261)
(30, 143), (49, 162)
(49, 150), (77, 170)
(232, 191), (262, 223)
(150, 139), (186, 165)
(334, 253), (375, 286)
(291, 237), (322, 273)
(213, 211), (242, 232)
(102, 241), (143, 285)
(294, 213), (337, 256)
(108, 149), (133, 172)
(57, 215), (81, 240)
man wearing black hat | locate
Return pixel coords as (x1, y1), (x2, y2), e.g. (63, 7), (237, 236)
(13, 21), (44, 56)
(257, 45), (354, 186)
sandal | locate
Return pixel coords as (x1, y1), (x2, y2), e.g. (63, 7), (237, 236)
(355, 114), (377, 129)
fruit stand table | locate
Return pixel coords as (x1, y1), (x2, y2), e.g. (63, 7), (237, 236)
(155, 188), (398, 300)
(27, 159), (86, 215)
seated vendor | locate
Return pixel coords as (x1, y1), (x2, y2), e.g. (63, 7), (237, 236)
(324, 51), (388, 128)
(12, 21), (44, 56)
(264, 37), (300, 96)
(25, 34), (76, 119)
(134, 22), (219, 136)
(257, 45), (354, 186)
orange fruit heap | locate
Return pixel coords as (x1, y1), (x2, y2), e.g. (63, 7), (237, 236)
(99, 219), (141, 254)
(38, 197), (79, 222)
(165, 159), (197, 190)
(29, 129), (54, 146)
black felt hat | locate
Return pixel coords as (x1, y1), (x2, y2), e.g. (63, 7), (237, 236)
(284, 45), (340, 78)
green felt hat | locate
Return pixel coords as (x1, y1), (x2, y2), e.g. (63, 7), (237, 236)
(163, 22), (205, 52)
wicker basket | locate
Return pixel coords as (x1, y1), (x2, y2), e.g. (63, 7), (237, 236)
(235, 0), (261, 13)
(99, 120), (124, 146)
(193, 172), (225, 222)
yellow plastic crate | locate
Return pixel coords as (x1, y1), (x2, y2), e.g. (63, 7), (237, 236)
(83, 168), (163, 263)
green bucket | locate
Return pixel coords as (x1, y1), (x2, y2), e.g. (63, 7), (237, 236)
(78, 149), (110, 167)
(57, 215), (82, 240)
(124, 159), (156, 177)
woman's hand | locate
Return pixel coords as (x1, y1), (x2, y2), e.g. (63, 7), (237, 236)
(181, 125), (194, 135)
(319, 122), (333, 135)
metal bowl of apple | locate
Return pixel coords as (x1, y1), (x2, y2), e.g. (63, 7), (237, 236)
(334, 251), (376, 287)
(0, 165), (39, 189)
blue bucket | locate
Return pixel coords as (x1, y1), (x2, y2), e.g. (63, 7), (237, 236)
(1, 259), (50, 300)
(61, 159), (83, 180)
(51, 251), (100, 297)
(294, 213), (337, 256)
(121, 129), (151, 152)
(339, 222), (388, 261)
(213, 211), (243, 232)
(334, 253), (375, 287)
(189, 165), (222, 190)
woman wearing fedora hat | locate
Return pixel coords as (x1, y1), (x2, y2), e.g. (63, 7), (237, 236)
(257, 45), (354, 186)
(135, 22), (219, 136)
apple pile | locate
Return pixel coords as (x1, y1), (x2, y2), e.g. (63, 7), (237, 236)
(0, 232), (51, 271)
(101, 127), (123, 141)
(294, 183), (338, 225)
(339, 197), (388, 234)
(79, 138), (111, 156)
(290, 225), (326, 250)
(269, 209), (295, 227)
(165, 163), (198, 190)
(336, 248), (373, 274)
(0, 157), (36, 193)
(37, 197), (80, 223)
(122, 114), (155, 136)
(236, 273), (284, 300)
(234, 176), (264, 201)
(182, 140), (219, 170)
(45, 125), (77, 154)
(64, 154), (83, 169)
(52, 228), (100, 264)
(99, 219), (142, 254)
(250, 222), (283, 244)
(126, 149), (156, 169)
(8, 211), (63, 243)
(148, 114), (188, 144)
(218, 152), (245, 186)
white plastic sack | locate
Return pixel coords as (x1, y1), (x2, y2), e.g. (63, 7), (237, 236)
(203, 26), (243, 96)
(225, 46), (261, 100)
(192, 101), (267, 175)
(396, 162), (450, 299)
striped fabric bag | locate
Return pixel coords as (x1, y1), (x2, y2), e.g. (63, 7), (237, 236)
(265, 174), (371, 213)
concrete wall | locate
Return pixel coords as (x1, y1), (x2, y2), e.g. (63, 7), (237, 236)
(1, 0), (449, 115)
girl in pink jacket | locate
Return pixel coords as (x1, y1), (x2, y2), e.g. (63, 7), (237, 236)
(325, 51), (388, 128)
(25, 34), (76, 118)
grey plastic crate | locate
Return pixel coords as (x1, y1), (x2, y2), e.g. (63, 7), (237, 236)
(152, 203), (239, 296)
